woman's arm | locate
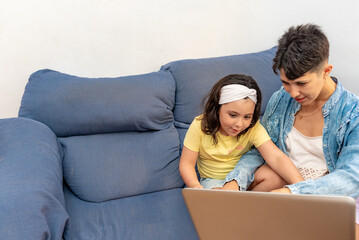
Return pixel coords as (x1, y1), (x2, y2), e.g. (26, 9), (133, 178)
(223, 148), (264, 191)
(257, 140), (304, 185)
(179, 146), (203, 188)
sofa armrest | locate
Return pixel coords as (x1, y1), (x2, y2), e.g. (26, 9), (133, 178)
(0, 117), (69, 240)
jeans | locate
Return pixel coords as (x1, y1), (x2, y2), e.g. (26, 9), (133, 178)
(200, 178), (225, 189)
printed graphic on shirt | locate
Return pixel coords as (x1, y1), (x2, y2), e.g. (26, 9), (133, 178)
(228, 144), (244, 154)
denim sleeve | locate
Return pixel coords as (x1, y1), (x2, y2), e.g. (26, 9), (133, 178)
(225, 148), (264, 190)
(286, 123), (359, 198)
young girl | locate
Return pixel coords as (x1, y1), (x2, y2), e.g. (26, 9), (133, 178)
(179, 74), (304, 190)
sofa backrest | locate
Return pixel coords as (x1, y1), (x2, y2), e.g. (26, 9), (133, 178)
(19, 69), (175, 137)
(19, 69), (183, 202)
(161, 47), (281, 145)
(18, 47), (281, 202)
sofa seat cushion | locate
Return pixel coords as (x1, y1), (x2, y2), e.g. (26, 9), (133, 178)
(63, 186), (198, 240)
(60, 124), (183, 202)
(19, 69), (176, 137)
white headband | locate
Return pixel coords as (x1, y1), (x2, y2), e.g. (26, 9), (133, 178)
(219, 84), (257, 104)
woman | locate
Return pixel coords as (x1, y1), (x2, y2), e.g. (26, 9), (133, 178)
(222, 24), (359, 227)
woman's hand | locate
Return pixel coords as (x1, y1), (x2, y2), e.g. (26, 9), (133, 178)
(271, 187), (292, 194)
(221, 180), (240, 191)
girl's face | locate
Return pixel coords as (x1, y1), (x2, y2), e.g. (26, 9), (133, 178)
(218, 98), (255, 136)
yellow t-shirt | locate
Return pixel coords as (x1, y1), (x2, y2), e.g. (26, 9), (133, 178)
(184, 115), (271, 180)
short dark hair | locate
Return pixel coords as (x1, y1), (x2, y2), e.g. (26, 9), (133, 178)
(272, 24), (330, 80)
(201, 74), (262, 144)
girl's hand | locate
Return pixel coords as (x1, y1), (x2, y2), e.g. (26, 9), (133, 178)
(190, 184), (204, 189)
(257, 140), (304, 185)
(179, 147), (201, 189)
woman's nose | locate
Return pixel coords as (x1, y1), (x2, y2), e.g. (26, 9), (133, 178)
(288, 85), (300, 98)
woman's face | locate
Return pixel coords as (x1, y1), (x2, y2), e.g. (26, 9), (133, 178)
(218, 98), (255, 136)
(279, 68), (328, 106)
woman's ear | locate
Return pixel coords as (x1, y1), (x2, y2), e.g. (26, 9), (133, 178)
(323, 64), (333, 78)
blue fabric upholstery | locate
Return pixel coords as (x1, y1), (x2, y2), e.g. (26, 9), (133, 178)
(60, 125), (183, 202)
(19, 69), (175, 137)
(63, 186), (197, 239)
(162, 47), (281, 147)
(161, 47), (281, 126)
(0, 47), (279, 239)
(0, 118), (69, 239)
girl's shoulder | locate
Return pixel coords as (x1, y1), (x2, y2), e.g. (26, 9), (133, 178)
(248, 120), (266, 133)
(240, 121), (270, 146)
(241, 121), (266, 138)
(188, 115), (204, 131)
(193, 114), (204, 121)
(191, 114), (204, 125)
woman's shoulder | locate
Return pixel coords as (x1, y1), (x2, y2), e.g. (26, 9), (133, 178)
(338, 92), (359, 123)
(263, 87), (295, 118)
(328, 83), (359, 133)
(341, 88), (359, 106)
(269, 87), (288, 100)
(330, 82), (359, 118)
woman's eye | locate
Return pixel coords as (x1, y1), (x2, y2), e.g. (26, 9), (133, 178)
(229, 113), (236, 118)
(244, 116), (252, 119)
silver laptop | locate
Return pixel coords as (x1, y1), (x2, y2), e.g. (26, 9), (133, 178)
(182, 188), (356, 240)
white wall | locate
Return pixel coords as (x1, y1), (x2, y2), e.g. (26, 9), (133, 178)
(1, 0), (358, 118)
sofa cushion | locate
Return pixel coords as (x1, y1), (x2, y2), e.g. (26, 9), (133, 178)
(161, 47), (281, 126)
(19, 69), (175, 137)
(0, 117), (68, 239)
(60, 124), (183, 202)
(63, 186), (197, 240)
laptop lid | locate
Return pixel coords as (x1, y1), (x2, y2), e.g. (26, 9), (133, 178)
(182, 188), (356, 240)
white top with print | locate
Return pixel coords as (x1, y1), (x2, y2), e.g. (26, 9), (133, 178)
(285, 127), (328, 180)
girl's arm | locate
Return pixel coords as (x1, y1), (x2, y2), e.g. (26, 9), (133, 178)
(257, 140), (304, 184)
(179, 146), (203, 188)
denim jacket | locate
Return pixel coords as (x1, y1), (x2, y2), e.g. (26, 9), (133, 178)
(225, 78), (359, 198)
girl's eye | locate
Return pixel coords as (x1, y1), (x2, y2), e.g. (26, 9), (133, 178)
(244, 116), (252, 119)
(229, 113), (237, 118)
(297, 82), (306, 86)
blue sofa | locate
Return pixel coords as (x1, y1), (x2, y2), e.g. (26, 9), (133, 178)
(0, 47), (281, 239)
